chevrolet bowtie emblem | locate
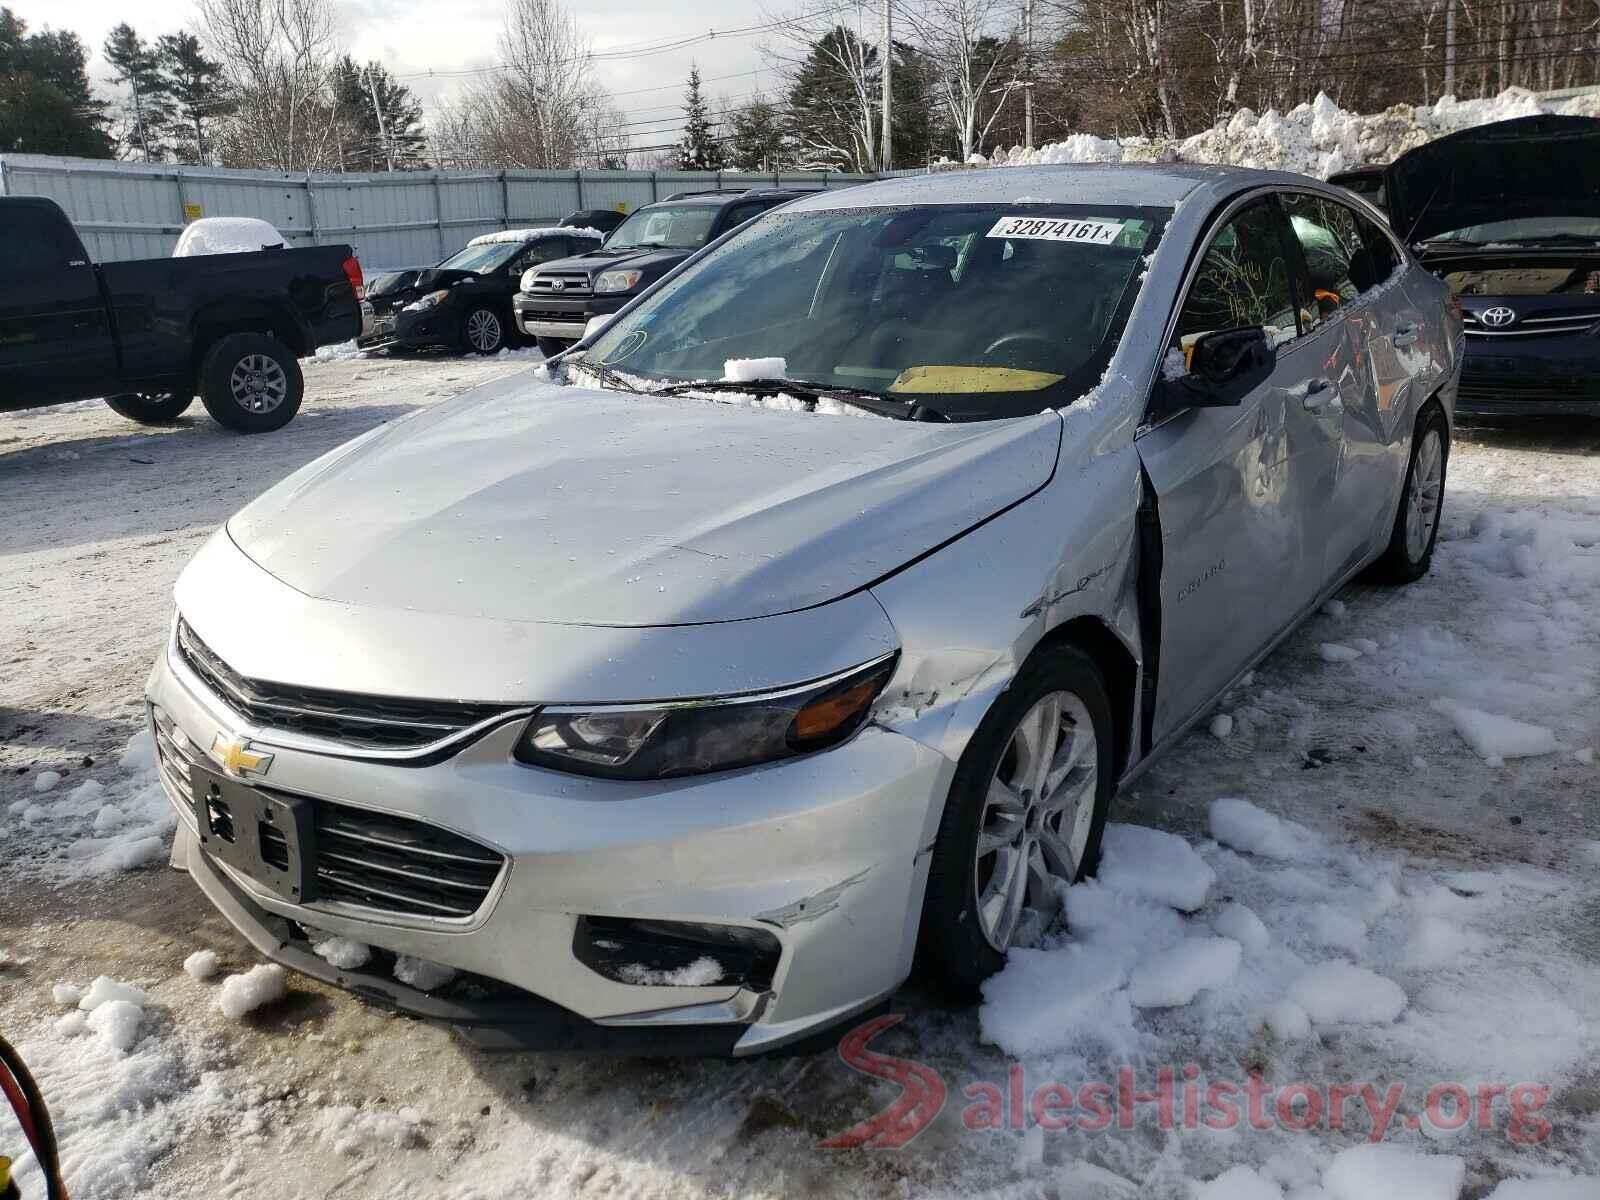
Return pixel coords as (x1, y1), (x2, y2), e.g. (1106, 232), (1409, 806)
(211, 733), (273, 777)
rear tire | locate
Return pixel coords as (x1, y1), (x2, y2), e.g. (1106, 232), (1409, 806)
(1366, 403), (1448, 584)
(536, 336), (575, 358)
(198, 333), (303, 433)
(917, 645), (1115, 999)
(461, 306), (506, 355)
(105, 391), (193, 424)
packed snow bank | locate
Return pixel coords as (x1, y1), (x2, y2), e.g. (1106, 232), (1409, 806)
(172, 217), (286, 256)
(985, 86), (1600, 180)
(1323, 1145), (1464, 1200)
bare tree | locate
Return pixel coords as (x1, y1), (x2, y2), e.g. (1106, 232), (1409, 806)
(762, 1), (882, 171)
(900, 0), (1024, 158)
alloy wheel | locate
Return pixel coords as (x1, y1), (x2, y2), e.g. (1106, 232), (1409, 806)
(228, 354), (288, 414)
(973, 690), (1099, 952)
(466, 309), (502, 353)
(1405, 427), (1444, 562)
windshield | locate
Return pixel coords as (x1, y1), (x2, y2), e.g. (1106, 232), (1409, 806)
(436, 241), (523, 274)
(602, 204), (719, 252)
(1428, 216), (1600, 244)
(581, 203), (1167, 421)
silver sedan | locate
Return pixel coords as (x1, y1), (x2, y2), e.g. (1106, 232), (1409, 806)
(147, 164), (1459, 1054)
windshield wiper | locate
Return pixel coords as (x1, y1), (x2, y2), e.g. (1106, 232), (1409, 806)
(651, 378), (947, 422)
(566, 357), (645, 394)
(1491, 233), (1600, 246)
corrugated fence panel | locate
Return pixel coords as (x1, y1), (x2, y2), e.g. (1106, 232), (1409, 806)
(0, 154), (873, 266)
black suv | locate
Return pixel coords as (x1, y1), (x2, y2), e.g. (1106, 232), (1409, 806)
(514, 189), (816, 355)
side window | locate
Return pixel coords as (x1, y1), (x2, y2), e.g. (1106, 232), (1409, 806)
(1174, 199), (1298, 347)
(721, 201), (767, 232)
(511, 239), (568, 272)
(1356, 212), (1400, 284)
(0, 208), (72, 278)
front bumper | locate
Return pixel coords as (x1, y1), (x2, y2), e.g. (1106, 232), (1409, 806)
(512, 293), (626, 341)
(1457, 337), (1600, 415)
(390, 305), (458, 350)
(147, 635), (951, 1055)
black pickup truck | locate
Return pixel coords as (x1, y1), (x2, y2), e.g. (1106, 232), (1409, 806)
(1, 197), (363, 433)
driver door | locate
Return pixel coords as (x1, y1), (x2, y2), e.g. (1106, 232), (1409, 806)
(1135, 194), (1342, 742)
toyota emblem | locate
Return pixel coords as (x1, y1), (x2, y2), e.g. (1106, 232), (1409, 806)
(550, 279), (566, 292)
(1480, 306), (1516, 328)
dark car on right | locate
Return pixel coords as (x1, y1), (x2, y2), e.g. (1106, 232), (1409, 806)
(1381, 114), (1600, 417)
(513, 188), (818, 356)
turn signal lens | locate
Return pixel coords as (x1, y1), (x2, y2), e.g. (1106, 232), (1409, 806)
(790, 677), (883, 744)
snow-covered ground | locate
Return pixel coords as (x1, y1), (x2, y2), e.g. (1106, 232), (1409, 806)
(983, 86), (1600, 181)
(2, 357), (1597, 1199)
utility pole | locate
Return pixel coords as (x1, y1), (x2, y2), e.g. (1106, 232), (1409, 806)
(1023, 0), (1034, 150)
(1443, 0), (1456, 97)
(881, 0), (893, 174)
(365, 65), (395, 172)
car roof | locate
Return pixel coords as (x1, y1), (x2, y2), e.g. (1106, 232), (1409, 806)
(465, 227), (598, 247)
(648, 188), (818, 208)
(779, 162), (1310, 213)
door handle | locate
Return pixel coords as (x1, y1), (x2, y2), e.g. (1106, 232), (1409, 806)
(1392, 324), (1419, 347)
(1300, 378), (1340, 413)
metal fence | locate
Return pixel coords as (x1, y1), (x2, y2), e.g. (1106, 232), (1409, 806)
(0, 154), (873, 267)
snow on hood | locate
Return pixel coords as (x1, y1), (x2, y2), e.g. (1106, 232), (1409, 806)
(226, 378), (1061, 627)
(172, 217), (286, 256)
(978, 86), (1600, 182)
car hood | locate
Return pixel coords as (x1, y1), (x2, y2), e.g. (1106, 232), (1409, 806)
(535, 246), (692, 280)
(227, 376), (1062, 627)
(414, 267), (481, 291)
(1386, 114), (1600, 244)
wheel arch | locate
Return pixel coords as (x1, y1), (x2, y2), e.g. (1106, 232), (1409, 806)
(192, 303), (312, 371)
(1028, 615), (1140, 781)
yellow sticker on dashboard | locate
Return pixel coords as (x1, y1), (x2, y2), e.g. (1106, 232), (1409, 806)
(986, 216), (1125, 244)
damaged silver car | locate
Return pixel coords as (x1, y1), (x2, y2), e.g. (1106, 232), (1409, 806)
(148, 164), (1460, 1055)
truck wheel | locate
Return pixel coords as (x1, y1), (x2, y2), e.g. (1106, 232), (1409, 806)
(105, 391), (194, 424)
(536, 337), (575, 358)
(199, 333), (303, 433)
(461, 306), (506, 355)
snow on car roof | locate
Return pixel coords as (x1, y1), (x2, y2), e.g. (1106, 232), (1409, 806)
(172, 217), (286, 257)
(466, 227), (600, 246)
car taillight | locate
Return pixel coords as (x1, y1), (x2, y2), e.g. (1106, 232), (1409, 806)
(342, 255), (364, 293)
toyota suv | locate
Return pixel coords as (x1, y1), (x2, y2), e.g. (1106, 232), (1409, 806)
(513, 189), (818, 355)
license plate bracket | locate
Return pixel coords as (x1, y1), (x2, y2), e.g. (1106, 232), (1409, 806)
(189, 764), (317, 904)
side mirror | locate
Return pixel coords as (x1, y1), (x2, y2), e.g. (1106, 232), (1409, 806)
(1154, 326), (1276, 415)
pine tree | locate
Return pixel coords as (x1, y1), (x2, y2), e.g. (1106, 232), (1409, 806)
(726, 96), (784, 171)
(676, 64), (724, 171)
(157, 32), (228, 164)
(331, 57), (427, 171)
(0, 8), (113, 157)
(103, 23), (169, 160)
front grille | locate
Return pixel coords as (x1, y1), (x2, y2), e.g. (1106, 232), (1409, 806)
(1463, 311), (1600, 337)
(517, 307), (586, 323)
(1458, 373), (1600, 405)
(154, 704), (505, 920)
(527, 272), (592, 298)
(175, 620), (517, 751)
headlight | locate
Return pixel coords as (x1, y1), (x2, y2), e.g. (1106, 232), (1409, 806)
(594, 269), (645, 294)
(409, 289), (449, 312)
(520, 268), (539, 293)
(514, 654), (898, 780)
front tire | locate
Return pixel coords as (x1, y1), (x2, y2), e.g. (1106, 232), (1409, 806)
(1366, 403), (1448, 584)
(198, 333), (304, 433)
(461, 306), (506, 355)
(105, 391), (193, 424)
(917, 645), (1115, 998)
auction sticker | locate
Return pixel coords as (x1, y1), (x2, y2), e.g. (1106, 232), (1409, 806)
(986, 216), (1125, 244)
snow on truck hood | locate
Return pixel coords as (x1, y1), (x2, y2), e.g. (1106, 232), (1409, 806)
(226, 378), (1061, 627)
(1386, 113), (1600, 244)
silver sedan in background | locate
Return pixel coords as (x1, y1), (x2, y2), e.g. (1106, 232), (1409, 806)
(147, 164), (1459, 1055)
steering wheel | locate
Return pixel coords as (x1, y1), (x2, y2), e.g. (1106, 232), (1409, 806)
(981, 331), (1060, 369)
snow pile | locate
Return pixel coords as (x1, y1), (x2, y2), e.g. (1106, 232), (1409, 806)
(393, 955), (456, 992)
(78, 976), (148, 1012)
(1287, 961), (1407, 1024)
(182, 950), (219, 981)
(1323, 1144), (1464, 1200)
(310, 339), (362, 364)
(311, 935), (372, 970)
(217, 964), (287, 1019)
(722, 356), (788, 383)
(987, 86), (1600, 180)
(172, 217), (286, 256)
(3, 731), (177, 881)
(1128, 936), (1240, 1008)
(1209, 796), (1315, 861)
(616, 957), (724, 987)
(466, 226), (561, 245)
(1431, 699), (1560, 764)
(1095, 822), (1215, 911)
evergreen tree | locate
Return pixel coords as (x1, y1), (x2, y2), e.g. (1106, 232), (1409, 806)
(725, 95), (785, 171)
(0, 8), (112, 156)
(676, 64), (724, 170)
(157, 32), (228, 164)
(784, 27), (878, 172)
(103, 23), (169, 160)
(331, 56), (427, 170)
